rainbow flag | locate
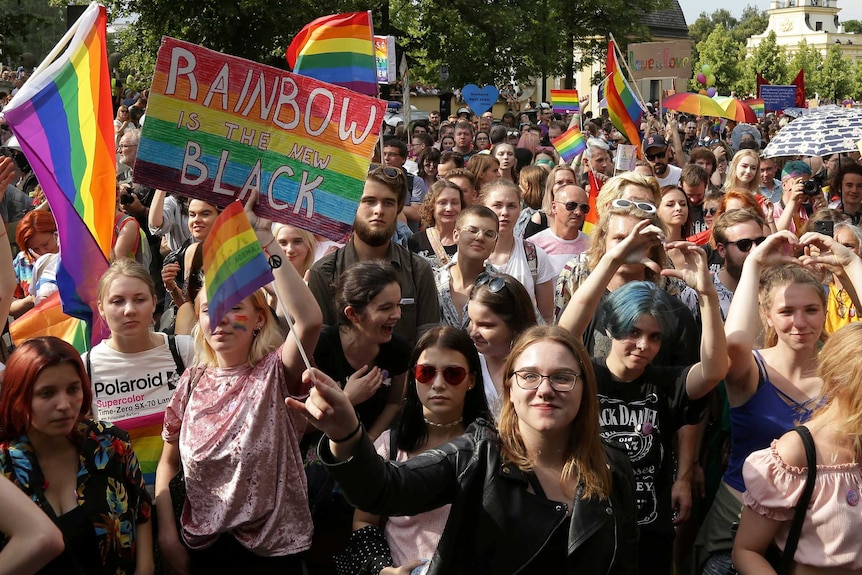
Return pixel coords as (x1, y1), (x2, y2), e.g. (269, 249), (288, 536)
(551, 89), (580, 115)
(3, 3), (113, 343)
(287, 11), (377, 96)
(552, 126), (587, 164)
(605, 39), (643, 152)
(745, 98), (765, 117)
(202, 201), (274, 332)
(9, 292), (90, 354)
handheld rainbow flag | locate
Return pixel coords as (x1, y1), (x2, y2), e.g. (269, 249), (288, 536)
(552, 126), (587, 164)
(287, 11), (378, 96)
(605, 39), (644, 152)
(745, 98), (765, 117)
(3, 3), (114, 344)
(202, 201), (274, 333)
(551, 89), (580, 115)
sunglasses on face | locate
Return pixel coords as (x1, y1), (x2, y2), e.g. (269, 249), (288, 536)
(725, 236), (767, 252)
(475, 272), (506, 293)
(611, 198), (657, 214)
(414, 364), (468, 385)
(645, 149), (667, 161)
(704, 207), (719, 216)
(555, 200), (590, 214)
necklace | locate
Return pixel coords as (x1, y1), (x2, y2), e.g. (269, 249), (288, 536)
(424, 417), (463, 428)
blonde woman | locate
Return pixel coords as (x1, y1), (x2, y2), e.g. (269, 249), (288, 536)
(723, 149), (761, 195)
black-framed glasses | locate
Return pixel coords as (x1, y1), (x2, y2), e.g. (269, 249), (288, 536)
(645, 149), (667, 161)
(705, 207), (719, 216)
(611, 198), (657, 214)
(459, 226), (498, 241)
(414, 364), (468, 386)
(724, 236), (767, 252)
(511, 370), (580, 392)
(475, 272), (506, 293)
(555, 201), (590, 214)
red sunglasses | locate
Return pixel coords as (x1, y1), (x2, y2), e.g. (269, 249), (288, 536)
(414, 364), (468, 385)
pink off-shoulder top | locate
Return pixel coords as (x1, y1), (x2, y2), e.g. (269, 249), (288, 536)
(743, 440), (862, 569)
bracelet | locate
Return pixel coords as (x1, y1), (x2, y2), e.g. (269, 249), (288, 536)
(330, 421), (362, 443)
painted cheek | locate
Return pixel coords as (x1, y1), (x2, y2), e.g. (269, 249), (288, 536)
(232, 314), (250, 331)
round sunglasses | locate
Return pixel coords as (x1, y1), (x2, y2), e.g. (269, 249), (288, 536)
(414, 364), (468, 385)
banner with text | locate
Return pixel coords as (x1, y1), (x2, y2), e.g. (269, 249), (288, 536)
(135, 37), (387, 242)
(374, 35), (396, 84)
(627, 40), (693, 80)
(759, 85), (797, 112)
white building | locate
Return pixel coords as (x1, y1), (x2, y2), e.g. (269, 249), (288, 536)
(747, 0), (862, 61)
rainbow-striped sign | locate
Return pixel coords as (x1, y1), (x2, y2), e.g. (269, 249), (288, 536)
(135, 37), (387, 242)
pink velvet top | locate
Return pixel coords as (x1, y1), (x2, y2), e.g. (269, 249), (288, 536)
(375, 430), (451, 566)
(163, 347), (312, 556)
(743, 440), (862, 569)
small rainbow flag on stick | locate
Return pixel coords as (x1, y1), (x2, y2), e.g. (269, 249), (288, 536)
(202, 201), (274, 333)
(3, 2), (114, 345)
(552, 126), (588, 164)
(551, 89), (580, 115)
(287, 11), (378, 96)
(745, 98), (765, 117)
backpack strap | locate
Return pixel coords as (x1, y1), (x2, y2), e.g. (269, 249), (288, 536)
(388, 428), (398, 461)
(523, 239), (538, 284)
(167, 334), (186, 374)
(780, 425), (817, 573)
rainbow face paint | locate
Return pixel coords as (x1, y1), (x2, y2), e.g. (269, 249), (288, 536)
(232, 314), (249, 331)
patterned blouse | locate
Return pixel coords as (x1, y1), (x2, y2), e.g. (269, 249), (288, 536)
(0, 420), (151, 575)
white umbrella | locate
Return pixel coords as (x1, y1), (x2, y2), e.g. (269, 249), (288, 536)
(763, 106), (862, 158)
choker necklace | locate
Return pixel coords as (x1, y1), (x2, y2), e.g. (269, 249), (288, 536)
(424, 417), (463, 428)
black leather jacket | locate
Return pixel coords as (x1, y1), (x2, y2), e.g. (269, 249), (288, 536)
(321, 420), (638, 574)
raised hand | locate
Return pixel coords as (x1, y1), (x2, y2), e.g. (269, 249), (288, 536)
(607, 219), (665, 275)
(661, 241), (713, 295)
(285, 368), (360, 443)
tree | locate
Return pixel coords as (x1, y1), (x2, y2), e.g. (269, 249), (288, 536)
(819, 44), (854, 102)
(0, 0), (66, 67)
(747, 31), (787, 86)
(695, 26), (743, 94)
(843, 19), (862, 34)
(731, 5), (769, 45)
(787, 40), (822, 98)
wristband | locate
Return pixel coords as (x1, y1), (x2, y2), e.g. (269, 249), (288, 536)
(330, 421), (362, 443)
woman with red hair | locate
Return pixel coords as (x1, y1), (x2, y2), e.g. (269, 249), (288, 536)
(0, 336), (153, 574)
(11, 210), (58, 317)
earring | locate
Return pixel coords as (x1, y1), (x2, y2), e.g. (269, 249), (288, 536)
(253, 325), (262, 337)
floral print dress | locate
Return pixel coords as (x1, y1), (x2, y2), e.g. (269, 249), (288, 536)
(0, 419), (151, 575)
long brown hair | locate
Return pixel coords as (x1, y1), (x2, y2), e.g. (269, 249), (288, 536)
(498, 326), (611, 499)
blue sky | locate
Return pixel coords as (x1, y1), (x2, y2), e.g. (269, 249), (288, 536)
(677, 0), (862, 25)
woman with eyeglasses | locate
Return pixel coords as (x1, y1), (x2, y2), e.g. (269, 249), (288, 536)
(417, 147), (441, 191)
(481, 180), (556, 324)
(336, 326), (491, 575)
(558, 217), (728, 575)
(693, 231), (862, 574)
(304, 260), (410, 572)
(474, 131), (491, 152)
(467, 272), (538, 420)
(289, 324), (638, 574)
(407, 180), (464, 269)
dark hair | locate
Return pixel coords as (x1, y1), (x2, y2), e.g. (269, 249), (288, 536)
(383, 136), (408, 158)
(489, 124), (508, 145)
(417, 147), (441, 179)
(394, 326), (491, 452)
(832, 160), (862, 201)
(600, 281), (678, 343)
(681, 163), (709, 187)
(468, 273), (537, 336)
(334, 261), (400, 328)
(0, 337), (93, 440)
(439, 151), (465, 168)
(688, 147), (716, 174)
(413, 133), (434, 149)
(367, 165), (409, 210)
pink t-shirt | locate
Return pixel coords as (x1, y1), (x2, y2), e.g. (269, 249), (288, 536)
(743, 440), (862, 570)
(162, 347), (312, 556)
(375, 430), (450, 565)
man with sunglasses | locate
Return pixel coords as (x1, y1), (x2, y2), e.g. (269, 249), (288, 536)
(527, 184), (591, 275)
(307, 166), (440, 348)
(434, 206), (499, 329)
(643, 134), (681, 187)
(710, 209), (767, 321)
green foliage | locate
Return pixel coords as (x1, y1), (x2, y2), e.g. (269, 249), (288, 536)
(747, 31), (787, 85)
(689, 6), (767, 64)
(694, 26), (742, 94)
(843, 19), (862, 34)
(0, 0), (66, 66)
(819, 43), (854, 100)
(787, 40), (822, 97)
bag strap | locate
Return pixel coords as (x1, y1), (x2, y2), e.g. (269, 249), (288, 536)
(779, 425), (817, 574)
(167, 334), (186, 374)
(523, 239), (538, 283)
(426, 227), (450, 266)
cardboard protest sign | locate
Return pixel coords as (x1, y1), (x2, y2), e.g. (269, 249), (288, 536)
(135, 37), (387, 242)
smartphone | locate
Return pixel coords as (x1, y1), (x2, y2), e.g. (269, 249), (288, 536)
(814, 220), (834, 237)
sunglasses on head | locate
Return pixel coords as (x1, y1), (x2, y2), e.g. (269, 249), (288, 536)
(507, 130), (520, 137)
(645, 149), (667, 161)
(556, 200), (590, 214)
(725, 236), (767, 252)
(611, 198), (657, 214)
(414, 364), (468, 385)
(475, 272), (506, 293)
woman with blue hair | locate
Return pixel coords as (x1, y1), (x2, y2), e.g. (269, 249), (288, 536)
(558, 217), (728, 575)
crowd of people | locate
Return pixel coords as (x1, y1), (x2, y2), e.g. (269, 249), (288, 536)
(0, 77), (861, 575)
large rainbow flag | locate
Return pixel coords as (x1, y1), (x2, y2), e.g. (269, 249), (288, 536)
(3, 3), (114, 343)
(605, 39), (644, 152)
(202, 201), (274, 332)
(552, 126), (587, 163)
(287, 11), (377, 96)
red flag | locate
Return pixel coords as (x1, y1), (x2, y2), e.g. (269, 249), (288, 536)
(756, 72), (770, 99)
(792, 69), (806, 108)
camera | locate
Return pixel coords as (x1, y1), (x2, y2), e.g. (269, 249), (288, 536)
(802, 180), (821, 196)
(119, 193), (134, 205)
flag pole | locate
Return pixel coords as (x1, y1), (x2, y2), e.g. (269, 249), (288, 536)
(609, 33), (650, 113)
